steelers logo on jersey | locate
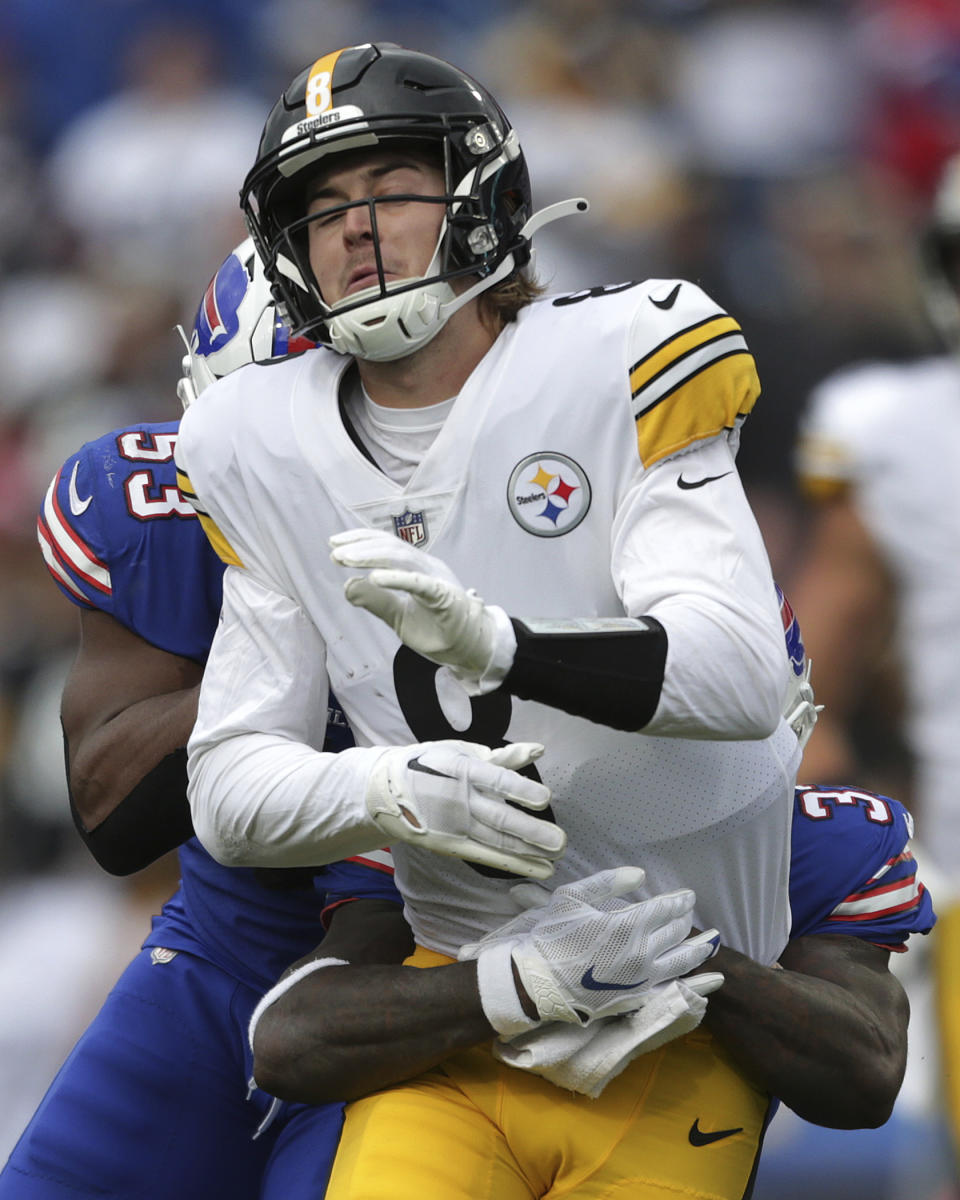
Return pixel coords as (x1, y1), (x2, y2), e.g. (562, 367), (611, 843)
(507, 452), (591, 537)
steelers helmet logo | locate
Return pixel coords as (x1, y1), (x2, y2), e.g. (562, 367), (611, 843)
(507, 452), (591, 537)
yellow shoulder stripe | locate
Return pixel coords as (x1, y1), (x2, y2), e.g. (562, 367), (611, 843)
(634, 351), (760, 467)
(175, 469), (245, 568)
(629, 315), (742, 398)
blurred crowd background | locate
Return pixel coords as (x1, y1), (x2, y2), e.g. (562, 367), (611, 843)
(1, 0), (958, 1195)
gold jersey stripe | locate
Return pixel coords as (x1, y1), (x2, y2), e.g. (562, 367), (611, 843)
(197, 512), (244, 568)
(635, 350), (760, 467)
(175, 469), (244, 566)
(175, 469), (198, 504)
(630, 314), (742, 399)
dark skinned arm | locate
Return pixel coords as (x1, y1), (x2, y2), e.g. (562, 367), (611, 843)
(691, 933), (908, 1129)
(60, 607), (201, 873)
(252, 898), (494, 1104)
(253, 903), (909, 1127)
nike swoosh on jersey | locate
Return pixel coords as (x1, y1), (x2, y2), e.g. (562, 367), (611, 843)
(649, 283), (682, 310)
(68, 460), (93, 515)
(676, 471), (732, 490)
(580, 966), (648, 991)
(688, 1119), (744, 1147)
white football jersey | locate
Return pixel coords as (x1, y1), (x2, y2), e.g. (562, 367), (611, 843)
(178, 280), (799, 964)
(797, 355), (960, 868)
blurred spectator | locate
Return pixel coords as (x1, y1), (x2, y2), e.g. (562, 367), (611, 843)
(852, 0), (960, 198)
(254, 0), (510, 86)
(475, 1), (690, 291)
(0, 0), (265, 154)
(671, 1), (867, 179)
(44, 18), (262, 306)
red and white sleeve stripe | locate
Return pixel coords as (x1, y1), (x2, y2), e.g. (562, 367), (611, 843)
(38, 470), (112, 597)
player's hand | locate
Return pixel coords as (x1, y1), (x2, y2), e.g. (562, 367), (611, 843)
(365, 740), (565, 880)
(458, 880), (556, 955)
(783, 656), (822, 751)
(492, 972), (724, 1097)
(174, 327), (218, 411)
(176, 352), (199, 411)
(330, 528), (516, 695)
(465, 867), (721, 1033)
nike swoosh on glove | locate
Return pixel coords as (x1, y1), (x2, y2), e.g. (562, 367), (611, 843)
(464, 866), (720, 1035)
(330, 528), (516, 695)
(365, 740), (565, 880)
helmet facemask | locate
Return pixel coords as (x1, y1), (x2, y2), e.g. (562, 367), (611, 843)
(245, 112), (534, 362)
(242, 45), (587, 362)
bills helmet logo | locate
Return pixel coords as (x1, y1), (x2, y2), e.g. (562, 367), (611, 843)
(777, 583), (806, 677)
(195, 251), (250, 355)
(188, 238), (315, 386)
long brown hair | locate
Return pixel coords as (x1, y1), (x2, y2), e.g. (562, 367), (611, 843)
(478, 268), (545, 328)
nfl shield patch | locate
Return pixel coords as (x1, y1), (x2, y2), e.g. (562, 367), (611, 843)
(393, 509), (427, 546)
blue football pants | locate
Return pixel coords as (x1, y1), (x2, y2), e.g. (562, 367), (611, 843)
(0, 947), (341, 1198)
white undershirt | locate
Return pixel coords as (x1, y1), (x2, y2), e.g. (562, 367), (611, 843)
(342, 369), (455, 486)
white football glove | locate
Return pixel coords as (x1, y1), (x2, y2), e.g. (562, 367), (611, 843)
(783, 656), (823, 752)
(174, 327), (218, 412)
(462, 867), (721, 1035)
(493, 973), (724, 1097)
(330, 528), (516, 695)
(365, 740), (565, 880)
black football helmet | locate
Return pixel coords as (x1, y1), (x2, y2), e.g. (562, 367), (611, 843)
(920, 152), (960, 350)
(241, 42), (586, 361)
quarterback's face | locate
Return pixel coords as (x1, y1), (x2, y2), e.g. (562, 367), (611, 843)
(304, 148), (446, 308)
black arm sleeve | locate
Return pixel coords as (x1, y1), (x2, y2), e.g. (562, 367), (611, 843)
(66, 739), (195, 876)
(503, 616), (668, 731)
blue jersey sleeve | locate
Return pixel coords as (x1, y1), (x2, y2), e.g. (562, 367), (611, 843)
(315, 850), (402, 927)
(789, 786), (936, 949)
(37, 421), (224, 661)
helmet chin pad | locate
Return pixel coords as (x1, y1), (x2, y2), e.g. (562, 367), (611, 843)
(326, 276), (457, 360)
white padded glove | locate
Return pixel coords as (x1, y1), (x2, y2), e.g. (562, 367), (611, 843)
(462, 867), (720, 1035)
(174, 328), (218, 411)
(783, 656), (822, 752)
(493, 973), (724, 1098)
(365, 740), (565, 881)
(330, 528), (516, 695)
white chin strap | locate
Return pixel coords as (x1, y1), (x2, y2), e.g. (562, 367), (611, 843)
(325, 197), (589, 362)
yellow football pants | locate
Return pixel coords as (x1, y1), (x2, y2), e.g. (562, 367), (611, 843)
(325, 946), (770, 1200)
(934, 900), (960, 1175)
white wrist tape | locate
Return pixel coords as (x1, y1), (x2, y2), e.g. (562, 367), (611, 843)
(475, 941), (540, 1038)
(248, 957), (349, 1053)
